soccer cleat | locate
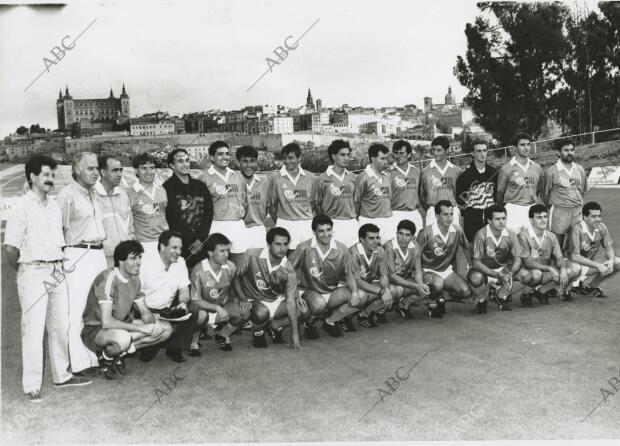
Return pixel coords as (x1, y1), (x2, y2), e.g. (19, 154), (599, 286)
(358, 313), (379, 328)
(572, 282), (590, 295)
(376, 311), (388, 324)
(531, 289), (548, 305)
(252, 330), (268, 348)
(395, 304), (415, 319)
(338, 316), (357, 333)
(166, 348), (186, 363)
(495, 294), (512, 311)
(322, 320), (343, 337)
(113, 356), (127, 375)
(583, 284), (605, 298)
(304, 322), (320, 340)
(199, 325), (212, 341)
(545, 289), (559, 299)
(437, 298), (447, 316)
(139, 345), (160, 362)
(98, 358), (121, 380)
(265, 325), (285, 344)
(520, 293), (533, 308)
(241, 321), (252, 331)
(27, 391), (42, 403)
(561, 290), (573, 302)
(475, 300), (487, 315)
(55, 375), (94, 387)
(214, 333), (233, 351)
(189, 348), (202, 357)
(428, 302), (443, 318)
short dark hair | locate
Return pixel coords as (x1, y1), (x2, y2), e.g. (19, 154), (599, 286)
(392, 139), (412, 154)
(158, 229), (184, 251)
(529, 204), (548, 219)
(434, 199), (453, 215)
(97, 154), (119, 171)
(485, 204), (507, 222)
(359, 223), (380, 239)
(327, 139), (350, 163)
(471, 138), (488, 149)
(235, 145), (258, 161)
(114, 240), (144, 268)
(281, 142), (301, 159)
(205, 233), (232, 255)
(512, 132), (532, 147)
(312, 214), (333, 231)
(553, 137), (574, 152)
(132, 152), (157, 170)
(267, 227), (291, 244)
(583, 201), (602, 217)
(368, 143), (389, 161)
(167, 148), (189, 166)
(25, 154), (57, 188)
(396, 219), (416, 235)
(431, 136), (450, 149)
(208, 140), (230, 157)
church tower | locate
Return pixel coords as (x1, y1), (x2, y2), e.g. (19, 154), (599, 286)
(445, 86), (455, 106)
(306, 88), (314, 110)
(120, 83), (130, 116)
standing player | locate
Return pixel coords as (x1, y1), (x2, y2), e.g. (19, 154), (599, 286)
(455, 138), (498, 242)
(569, 202), (620, 297)
(383, 219), (429, 319)
(268, 143), (316, 250)
(467, 204), (535, 313)
(541, 138), (588, 249)
(496, 133), (543, 234)
(420, 136), (462, 228)
(389, 140), (423, 236)
(417, 200), (472, 318)
(128, 153), (168, 259)
(236, 146), (271, 251)
(82, 241), (172, 379)
(233, 227), (306, 349)
(198, 141), (247, 261)
(349, 223), (402, 327)
(289, 215), (361, 339)
(354, 144), (393, 240)
(189, 233), (251, 354)
(316, 140), (359, 247)
(518, 204), (581, 302)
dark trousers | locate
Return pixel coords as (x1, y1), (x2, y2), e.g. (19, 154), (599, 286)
(149, 295), (199, 352)
(462, 208), (487, 243)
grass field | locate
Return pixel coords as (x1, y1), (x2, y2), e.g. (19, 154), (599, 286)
(1, 189), (620, 444)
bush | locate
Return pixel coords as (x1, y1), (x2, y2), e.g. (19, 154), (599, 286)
(299, 146), (369, 173)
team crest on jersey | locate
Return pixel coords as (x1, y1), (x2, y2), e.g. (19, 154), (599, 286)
(179, 199), (190, 210)
(531, 249), (539, 258)
(360, 265), (368, 278)
(581, 241), (591, 251)
(432, 243), (446, 256)
(486, 246), (496, 257)
(209, 288), (222, 299)
(372, 185), (383, 196)
(142, 203), (155, 214)
(560, 177), (575, 188)
(309, 266), (323, 278)
(394, 177), (408, 188)
(514, 173), (526, 186)
(329, 184), (343, 196)
(255, 272), (270, 290)
(284, 188), (297, 199)
(214, 184), (229, 195)
(431, 175), (444, 187)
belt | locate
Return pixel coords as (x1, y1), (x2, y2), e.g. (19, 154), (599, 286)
(66, 243), (103, 250)
(29, 260), (62, 265)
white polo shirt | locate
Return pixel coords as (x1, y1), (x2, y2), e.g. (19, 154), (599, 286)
(140, 253), (191, 310)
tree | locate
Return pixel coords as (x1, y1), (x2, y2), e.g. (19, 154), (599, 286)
(454, 2), (571, 145)
(29, 124), (45, 133)
(16, 126), (28, 135)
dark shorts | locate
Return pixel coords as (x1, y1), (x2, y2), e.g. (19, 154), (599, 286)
(81, 325), (103, 354)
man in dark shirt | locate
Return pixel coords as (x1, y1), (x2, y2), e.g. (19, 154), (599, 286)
(163, 148), (214, 268)
(456, 138), (498, 242)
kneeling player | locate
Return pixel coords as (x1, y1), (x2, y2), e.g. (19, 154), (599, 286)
(383, 219), (429, 319)
(233, 227), (307, 349)
(417, 200), (472, 318)
(570, 201), (620, 298)
(349, 224), (403, 328)
(519, 204), (581, 302)
(82, 241), (173, 379)
(189, 233), (251, 354)
(467, 204), (535, 313)
(289, 215), (361, 339)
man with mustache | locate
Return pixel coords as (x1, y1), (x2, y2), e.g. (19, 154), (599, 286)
(541, 138), (588, 250)
(5, 155), (91, 401)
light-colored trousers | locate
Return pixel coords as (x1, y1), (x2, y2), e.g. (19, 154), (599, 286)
(17, 263), (73, 393)
(63, 247), (107, 372)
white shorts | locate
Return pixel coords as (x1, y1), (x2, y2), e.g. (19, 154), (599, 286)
(258, 295), (286, 320)
(207, 311), (218, 327)
(241, 225), (267, 251)
(425, 206), (461, 228)
(423, 266), (455, 280)
(573, 264), (591, 286)
(300, 288), (333, 305)
(505, 203), (532, 234)
(487, 266), (506, 288)
(391, 209), (424, 237)
(210, 220), (248, 254)
(275, 218), (313, 250)
(332, 218), (360, 247)
(358, 216), (392, 242)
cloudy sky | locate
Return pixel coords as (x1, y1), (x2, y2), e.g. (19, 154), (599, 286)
(0, 0), (600, 136)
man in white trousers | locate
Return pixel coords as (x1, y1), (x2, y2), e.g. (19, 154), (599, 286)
(56, 152), (107, 377)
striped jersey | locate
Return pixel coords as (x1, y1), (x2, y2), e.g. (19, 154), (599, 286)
(190, 259), (236, 306)
(349, 242), (386, 283)
(472, 226), (521, 269)
(316, 166), (357, 219)
(518, 226), (562, 266)
(420, 160), (461, 208)
(83, 267), (143, 326)
(198, 166), (247, 221)
(497, 157), (543, 205)
(354, 165), (392, 218)
(417, 223), (467, 271)
(269, 166), (316, 220)
(541, 160), (588, 208)
(236, 248), (296, 302)
(383, 238), (420, 279)
(569, 221), (613, 261)
(244, 174), (271, 227)
(127, 181), (169, 243)
(289, 237), (352, 293)
(389, 163), (421, 211)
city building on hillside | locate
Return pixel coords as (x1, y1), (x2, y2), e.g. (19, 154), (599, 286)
(56, 85), (130, 131)
(130, 116), (175, 136)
